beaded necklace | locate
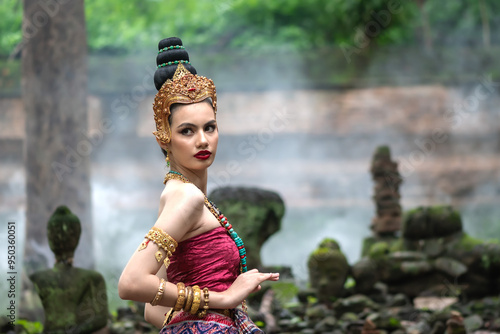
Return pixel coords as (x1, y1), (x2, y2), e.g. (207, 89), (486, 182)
(164, 171), (248, 273)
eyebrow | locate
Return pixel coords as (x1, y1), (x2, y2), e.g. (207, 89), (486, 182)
(177, 120), (217, 129)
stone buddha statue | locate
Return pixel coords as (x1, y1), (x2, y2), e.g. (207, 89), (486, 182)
(29, 206), (108, 333)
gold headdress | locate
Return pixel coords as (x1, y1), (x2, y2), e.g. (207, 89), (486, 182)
(153, 63), (217, 144)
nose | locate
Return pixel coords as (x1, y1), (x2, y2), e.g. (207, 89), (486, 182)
(196, 130), (208, 148)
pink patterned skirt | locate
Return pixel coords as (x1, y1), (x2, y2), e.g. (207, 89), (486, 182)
(160, 309), (263, 334)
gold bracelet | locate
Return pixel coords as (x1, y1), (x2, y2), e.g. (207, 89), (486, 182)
(183, 286), (194, 312)
(190, 285), (202, 314)
(197, 287), (210, 318)
(173, 282), (186, 311)
(151, 278), (166, 306)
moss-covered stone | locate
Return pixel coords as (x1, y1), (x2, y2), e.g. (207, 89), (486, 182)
(308, 239), (349, 302)
(209, 187), (284, 270)
(29, 206), (108, 333)
(368, 242), (390, 260)
(47, 205), (82, 263)
(351, 257), (378, 293)
(402, 206), (463, 240)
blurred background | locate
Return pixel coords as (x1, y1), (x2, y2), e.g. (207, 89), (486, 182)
(0, 0), (499, 312)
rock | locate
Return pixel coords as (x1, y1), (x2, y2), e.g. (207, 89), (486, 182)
(421, 238), (445, 258)
(297, 289), (316, 304)
(389, 251), (427, 261)
(305, 304), (330, 320)
(366, 312), (402, 330)
(368, 242), (391, 260)
(209, 186), (285, 270)
(391, 330), (406, 334)
(361, 318), (380, 334)
(446, 311), (466, 334)
(370, 146), (402, 236)
(300, 329), (315, 334)
(388, 293), (410, 307)
(402, 206), (462, 240)
(314, 316), (338, 332)
(400, 260), (433, 275)
(433, 257), (468, 277)
(463, 314), (483, 332)
(489, 318), (500, 331)
(430, 321), (446, 334)
(340, 312), (359, 322)
(333, 294), (378, 316)
(414, 296), (458, 311)
(351, 257), (378, 293)
(308, 238), (350, 302)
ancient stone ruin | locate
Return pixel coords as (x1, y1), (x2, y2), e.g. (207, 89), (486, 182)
(209, 186), (285, 270)
(362, 146), (403, 257)
(307, 238), (349, 303)
(29, 206), (108, 334)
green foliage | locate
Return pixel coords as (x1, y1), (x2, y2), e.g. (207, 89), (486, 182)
(459, 233), (483, 251)
(15, 319), (43, 334)
(389, 317), (400, 327)
(0, 0), (22, 56)
(369, 241), (390, 259)
(344, 276), (356, 289)
(1, 0), (499, 56)
(271, 281), (299, 304)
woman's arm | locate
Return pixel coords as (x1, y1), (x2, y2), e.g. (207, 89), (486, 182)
(118, 183), (204, 306)
(144, 269), (170, 328)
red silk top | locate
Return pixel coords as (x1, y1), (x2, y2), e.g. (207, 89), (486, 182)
(166, 226), (240, 292)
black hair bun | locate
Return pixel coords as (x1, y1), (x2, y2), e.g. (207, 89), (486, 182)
(154, 37), (197, 91)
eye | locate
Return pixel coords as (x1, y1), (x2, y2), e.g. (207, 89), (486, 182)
(180, 128), (193, 135)
(205, 124), (216, 132)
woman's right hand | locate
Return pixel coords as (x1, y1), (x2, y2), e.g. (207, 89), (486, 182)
(217, 269), (280, 309)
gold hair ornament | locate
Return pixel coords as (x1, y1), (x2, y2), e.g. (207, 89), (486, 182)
(153, 63), (217, 145)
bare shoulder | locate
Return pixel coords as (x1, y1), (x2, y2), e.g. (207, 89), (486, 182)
(159, 181), (204, 209)
(157, 181), (205, 234)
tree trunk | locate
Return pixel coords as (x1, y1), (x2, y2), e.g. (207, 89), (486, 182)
(22, 0), (93, 272)
(415, 0), (433, 54)
(478, 0), (490, 49)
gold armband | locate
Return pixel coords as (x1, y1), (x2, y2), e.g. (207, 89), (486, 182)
(190, 285), (202, 315)
(183, 286), (194, 312)
(173, 282), (186, 311)
(139, 226), (178, 268)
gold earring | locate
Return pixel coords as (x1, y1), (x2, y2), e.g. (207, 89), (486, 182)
(165, 155), (170, 167)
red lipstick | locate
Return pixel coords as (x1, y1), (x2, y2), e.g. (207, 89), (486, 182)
(194, 150), (211, 160)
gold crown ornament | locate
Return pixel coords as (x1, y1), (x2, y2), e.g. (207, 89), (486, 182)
(153, 63), (217, 144)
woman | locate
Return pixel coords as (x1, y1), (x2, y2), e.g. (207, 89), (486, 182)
(118, 37), (279, 333)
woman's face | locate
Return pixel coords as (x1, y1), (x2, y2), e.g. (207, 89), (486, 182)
(164, 101), (218, 172)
